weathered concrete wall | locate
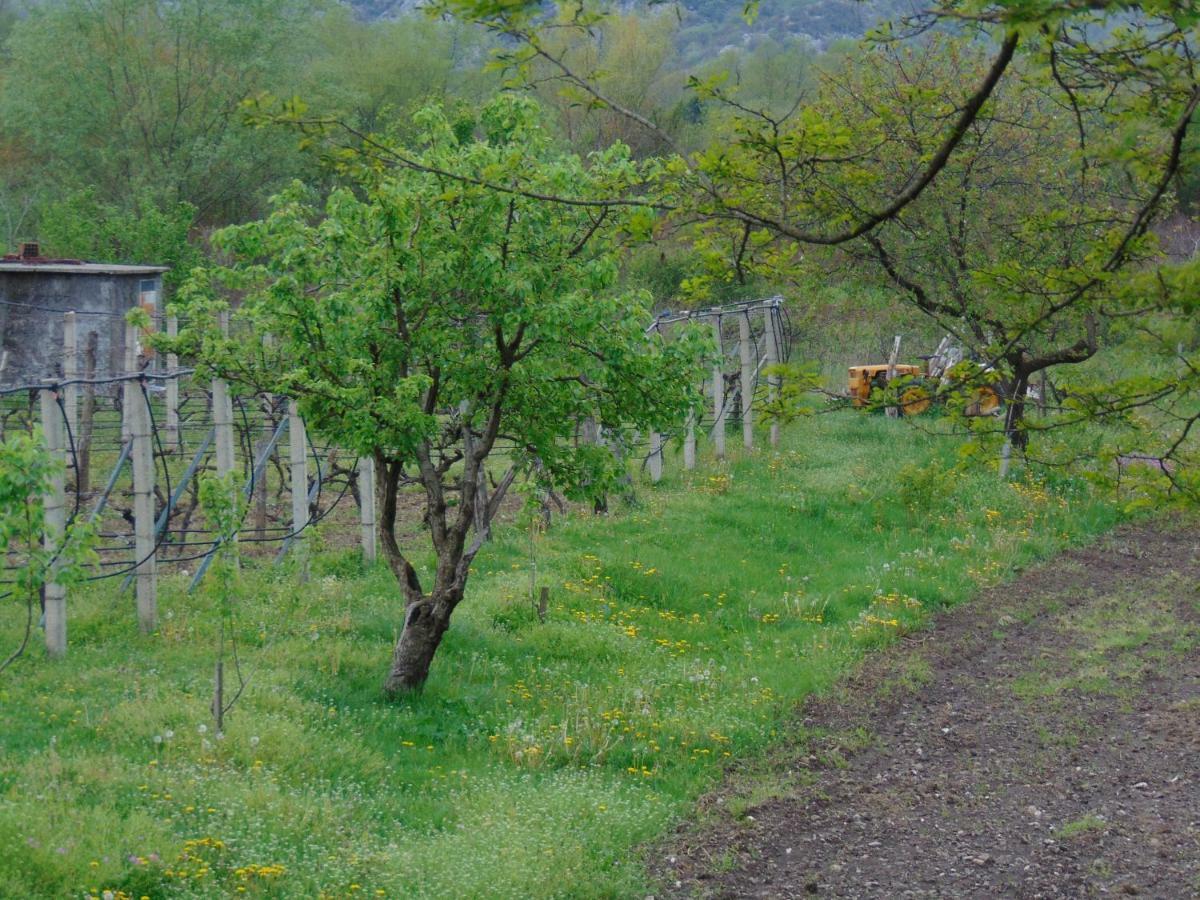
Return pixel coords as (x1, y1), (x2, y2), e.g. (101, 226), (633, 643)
(0, 273), (149, 387)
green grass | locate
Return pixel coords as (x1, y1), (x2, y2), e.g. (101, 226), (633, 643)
(0, 413), (1122, 899)
(1056, 814), (1107, 839)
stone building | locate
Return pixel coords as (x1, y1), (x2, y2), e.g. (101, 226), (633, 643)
(0, 242), (168, 388)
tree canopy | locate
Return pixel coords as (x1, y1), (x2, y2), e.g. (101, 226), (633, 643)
(171, 95), (706, 692)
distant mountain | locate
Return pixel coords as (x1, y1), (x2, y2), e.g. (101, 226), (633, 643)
(345, 0), (923, 48)
(348, 0), (425, 17)
(670, 0), (921, 48)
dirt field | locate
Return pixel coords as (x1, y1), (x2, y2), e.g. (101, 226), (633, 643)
(660, 522), (1200, 898)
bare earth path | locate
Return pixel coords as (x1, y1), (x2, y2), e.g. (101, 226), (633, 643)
(661, 522), (1200, 898)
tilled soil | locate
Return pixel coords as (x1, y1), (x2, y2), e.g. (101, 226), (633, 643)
(660, 522), (1200, 899)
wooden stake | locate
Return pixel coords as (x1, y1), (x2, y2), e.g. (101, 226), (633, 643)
(359, 456), (377, 564)
(712, 317), (726, 459)
(739, 313), (754, 449)
(213, 659), (224, 733)
(130, 379), (157, 632)
(885, 334), (902, 419)
(40, 389), (67, 658)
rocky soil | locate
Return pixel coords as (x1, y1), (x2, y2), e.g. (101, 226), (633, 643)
(659, 522), (1200, 899)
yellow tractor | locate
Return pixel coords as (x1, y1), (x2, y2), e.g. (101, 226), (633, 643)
(848, 338), (1001, 417)
(848, 364), (928, 413)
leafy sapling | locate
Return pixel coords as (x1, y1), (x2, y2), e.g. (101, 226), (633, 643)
(0, 429), (96, 672)
(197, 472), (247, 731)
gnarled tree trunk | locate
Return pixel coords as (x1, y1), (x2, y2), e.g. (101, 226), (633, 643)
(374, 437), (515, 697)
(384, 592), (458, 695)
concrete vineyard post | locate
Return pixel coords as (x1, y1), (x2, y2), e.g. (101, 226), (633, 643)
(739, 312), (754, 450)
(684, 406), (697, 470)
(121, 322), (137, 443)
(359, 456), (377, 564)
(40, 389), (67, 658)
(765, 302), (780, 448)
(712, 317), (726, 459)
(289, 400), (308, 578)
(77, 332), (97, 493)
(165, 315), (180, 452)
(130, 380), (157, 632)
(213, 312), (235, 477)
(62, 312), (78, 449)
(999, 438), (1012, 479)
(254, 336), (274, 538)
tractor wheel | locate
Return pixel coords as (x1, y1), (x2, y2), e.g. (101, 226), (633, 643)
(973, 386), (1001, 414)
(900, 384), (933, 416)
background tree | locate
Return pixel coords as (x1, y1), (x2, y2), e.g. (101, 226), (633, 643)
(171, 95), (706, 694)
(299, 8), (497, 137)
(798, 37), (1172, 453)
(0, 0), (320, 226)
(36, 190), (202, 293)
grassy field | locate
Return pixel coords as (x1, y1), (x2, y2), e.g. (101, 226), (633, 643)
(0, 413), (1122, 899)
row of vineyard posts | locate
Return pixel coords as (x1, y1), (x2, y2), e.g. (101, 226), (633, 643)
(12, 298), (786, 658)
(5, 312), (377, 658)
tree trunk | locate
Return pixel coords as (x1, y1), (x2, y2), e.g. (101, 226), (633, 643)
(383, 594), (455, 695)
(1004, 374), (1030, 452)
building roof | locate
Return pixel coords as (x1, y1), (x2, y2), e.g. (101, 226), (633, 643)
(0, 262), (170, 275)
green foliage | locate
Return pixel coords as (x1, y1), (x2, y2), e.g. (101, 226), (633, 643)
(894, 459), (957, 511)
(37, 190), (200, 289)
(197, 473), (245, 593)
(759, 361), (821, 427)
(0, 0), (319, 223)
(176, 94), (703, 499)
(300, 8), (497, 137)
(169, 93), (709, 687)
(0, 428), (96, 670)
